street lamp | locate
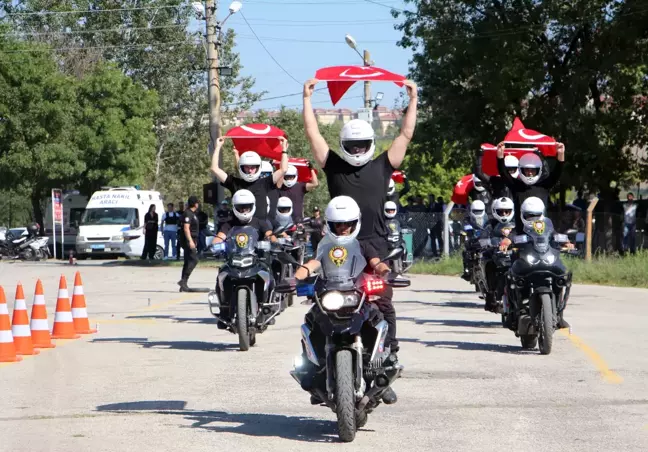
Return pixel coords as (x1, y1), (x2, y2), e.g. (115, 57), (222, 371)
(344, 33), (373, 108)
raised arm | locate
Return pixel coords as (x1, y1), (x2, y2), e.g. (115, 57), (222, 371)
(399, 176), (411, 198)
(539, 143), (565, 189)
(387, 80), (418, 169)
(272, 137), (289, 184)
(209, 137), (229, 183)
(474, 149), (491, 183)
(305, 163), (319, 192)
(302, 79), (330, 168)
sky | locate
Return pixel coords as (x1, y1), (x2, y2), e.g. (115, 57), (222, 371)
(209, 0), (415, 112)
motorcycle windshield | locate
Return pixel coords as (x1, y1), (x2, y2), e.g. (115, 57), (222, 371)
(522, 218), (555, 253)
(225, 225), (259, 256)
(317, 239), (367, 291)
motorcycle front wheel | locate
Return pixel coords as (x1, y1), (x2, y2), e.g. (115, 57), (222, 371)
(538, 293), (555, 355)
(237, 289), (250, 351)
(335, 349), (356, 442)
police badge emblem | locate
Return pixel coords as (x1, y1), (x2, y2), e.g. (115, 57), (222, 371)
(328, 246), (348, 267)
(235, 233), (249, 248)
(533, 221), (545, 234)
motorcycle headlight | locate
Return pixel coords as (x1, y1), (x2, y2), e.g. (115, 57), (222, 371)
(231, 256), (254, 268)
(321, 291), (358, 311)
(542, 253), (557, 265)
(524, 253), (539, 265)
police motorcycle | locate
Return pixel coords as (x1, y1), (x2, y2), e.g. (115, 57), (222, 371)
(275, 197), (410, 443)
(0, 224), (50, 261)
(383, 201), (411, 274)
(461, 200), (488, 291)
(474, 198), (516, 313)
(206, 192), (282, 351)
(502, 198), (574, 355)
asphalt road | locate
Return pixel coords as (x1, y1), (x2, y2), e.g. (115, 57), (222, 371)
(1, 260), (647, 451)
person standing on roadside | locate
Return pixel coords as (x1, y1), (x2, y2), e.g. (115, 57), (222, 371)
(309, 206), (324, 254)
(197, 207), (209, 255)
(141, 204), (159, 260)
(623, 192), (638, 255)
(178, 196), (200, 292)
(302, 76), (418, 405)
(175, 201), (185, 261)
(160, 202), (179, 259)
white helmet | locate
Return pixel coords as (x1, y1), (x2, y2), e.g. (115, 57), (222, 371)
(520, 196), (545, 228)
(384, 201), (397, 218)
(387, 179), (395, 196)
(472, 174), (485, 192)
(276, 196), (293, 220)
(232, 189), (256, 223)
(260, 161), (273, 179)
(504, 155), (520, 178)
(339, 119), (375, 167)
(238, 151), (262, 182)
(324, 196), (361, 245)
(470, 200), (486, 228)
(283, 165), (298, 188)
(518, 153), (542, 185)
(491, 197), (515, 224)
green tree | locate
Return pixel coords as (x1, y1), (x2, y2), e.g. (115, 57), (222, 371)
(395, 0), (648, 196)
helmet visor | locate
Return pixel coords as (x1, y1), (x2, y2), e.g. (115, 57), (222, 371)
(385, 209), (397, 215)
(241, 165), (260, 174)
(328, 220), (358, 236)
(522, 167), (539, 177)
(284, 174), (297, 181)
(235, 203), (254, 214)
(342, 139), (372, 155)
(522, 211), (542, 222)
(278, 206), (291, 214)
(472, 210), (484, 216)
(496, 209), (512, 218)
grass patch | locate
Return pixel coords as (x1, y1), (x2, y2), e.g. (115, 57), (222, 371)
(409, 252), (648, 288)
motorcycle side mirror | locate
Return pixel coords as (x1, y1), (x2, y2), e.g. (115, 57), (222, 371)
(381, 247), (404, 262)
(275, 277), (297, 293)
(275, 250), (299, 266)
(273, 225), (286, 235)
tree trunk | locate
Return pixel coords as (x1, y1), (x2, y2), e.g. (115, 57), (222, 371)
(31, 190), (44, 231)
(153, 141), (165, 190)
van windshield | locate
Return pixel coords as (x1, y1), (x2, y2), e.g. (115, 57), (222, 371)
(81, 208), (138, 226)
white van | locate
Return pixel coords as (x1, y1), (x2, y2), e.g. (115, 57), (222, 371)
(76, 187), (165, 259)
(44, 191), (88, 256)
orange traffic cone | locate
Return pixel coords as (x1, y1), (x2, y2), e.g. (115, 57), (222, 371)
(71, 272), (96, 334)
(51, 275), (80, 340)
(11, 283), (39, 355)
(30, 280), (55, 349)
(0, 286), (22, 362)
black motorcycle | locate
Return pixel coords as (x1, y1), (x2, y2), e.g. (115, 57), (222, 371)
(385, 221), (411, 274)
(206, 225), (281, 351)
(475, 224), (515, 313)
(503, 218), (574, 355)
(276, 245), (409, 442)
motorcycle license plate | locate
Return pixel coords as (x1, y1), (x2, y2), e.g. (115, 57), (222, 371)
(91, 244), (105, 250)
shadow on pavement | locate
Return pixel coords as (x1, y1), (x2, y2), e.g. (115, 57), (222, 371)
(398, 316), (501, 328)
(398, 300), (484, 309)
(95, 400), (339, 443)
(399, 337), (535, 355)
(126, 314), (217, 325)
(412, 289), (476, 295)
(91, 337), (238, 351)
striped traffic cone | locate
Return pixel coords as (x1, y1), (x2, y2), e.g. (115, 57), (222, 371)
(51, 275), (80, 340)
(0, 286), (22, 362)
(30, 280), (55, 349)
(71, 272), (96, 334)
(11, 283), (39, 355)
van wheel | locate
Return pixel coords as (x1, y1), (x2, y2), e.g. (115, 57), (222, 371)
(154, 246), (164, 260)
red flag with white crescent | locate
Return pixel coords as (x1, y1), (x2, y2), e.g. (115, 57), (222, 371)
(314, 65), (406, 105)
(224, 123), (287, 160)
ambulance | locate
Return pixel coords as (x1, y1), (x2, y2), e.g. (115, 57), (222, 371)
(76, 186), (165, 259)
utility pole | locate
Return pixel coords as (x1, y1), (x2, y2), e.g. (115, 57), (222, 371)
(363, 49), (371, 109)
(205, 0), (225, 203)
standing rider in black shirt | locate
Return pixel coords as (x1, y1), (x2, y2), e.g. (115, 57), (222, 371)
(275, 162), (319, 223)
(179, 196), (201, 292)
(210, 136), (288, 222)
(303, 76), (418, 405)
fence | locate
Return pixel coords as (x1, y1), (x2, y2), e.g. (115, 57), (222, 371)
(396, 199), (648, 260)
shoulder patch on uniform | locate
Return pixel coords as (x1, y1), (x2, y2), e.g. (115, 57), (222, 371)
(185, 217), (190, 222)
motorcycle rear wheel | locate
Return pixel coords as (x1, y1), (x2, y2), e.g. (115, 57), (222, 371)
(335, 350), (356, 442)
(237, 289), (250, 351)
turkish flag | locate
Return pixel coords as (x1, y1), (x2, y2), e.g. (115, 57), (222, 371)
(391, 170), (405, 184)
(503, 117), (557, 156)
(451, 174), (474, 205)
(272, 157), (317, 183)
(481, 148), (537, 177)
(224, 123), (287, 160)
(314, 65), (406, 105)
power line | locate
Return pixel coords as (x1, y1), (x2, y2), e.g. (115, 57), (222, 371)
(2, 5), (182, 16)
(363, 0), (409, 13)
(223, 87), (328, 107)
(0, 40), (193, 54)
(0, 24), (188, 38)
(238, 11), (302, 86)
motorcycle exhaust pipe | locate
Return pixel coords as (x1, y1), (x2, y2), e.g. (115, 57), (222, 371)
(357, 372), (392, 411)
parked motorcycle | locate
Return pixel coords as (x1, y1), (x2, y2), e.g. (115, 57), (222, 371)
(276, 245), (410, 442)
(503, 218), (573, 354)
(206, 226), (280, 351)
(0, 227), (50, 261)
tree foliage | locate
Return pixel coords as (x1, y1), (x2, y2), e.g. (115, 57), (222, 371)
(395, 0), (648, 196)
